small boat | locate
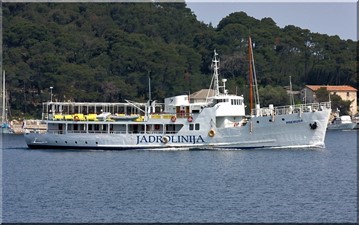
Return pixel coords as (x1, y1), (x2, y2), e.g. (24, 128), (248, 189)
(96, 112), (111, 121)
(327, 115), (356, 130)
(1, 70), (13, 134)
(24, 38), (332, 150)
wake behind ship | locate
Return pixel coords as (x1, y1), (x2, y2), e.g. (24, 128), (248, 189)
(25, 44), (331, 150)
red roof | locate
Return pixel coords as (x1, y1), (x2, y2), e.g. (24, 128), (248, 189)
(305, 85), (357, 92)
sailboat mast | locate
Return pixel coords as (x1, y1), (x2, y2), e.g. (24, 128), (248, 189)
(148, 74), (151, 102)
(248, 37), (254, 115)
(2, 70), (6, 123)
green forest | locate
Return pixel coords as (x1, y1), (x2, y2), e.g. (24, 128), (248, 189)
(2, 2), (357, 118)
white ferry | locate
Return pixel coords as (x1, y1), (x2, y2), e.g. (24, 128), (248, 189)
(25, 46), (331, 150)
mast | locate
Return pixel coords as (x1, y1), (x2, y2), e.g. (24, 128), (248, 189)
(289, 76), (295, 106)
(2, 70), (6, 123)
(248, 37), (254, 115)
(251, 39), (260, 109)
(147, 73), (151, 119)
(148, 73), (151, 102)
(212, 50), (220, 96)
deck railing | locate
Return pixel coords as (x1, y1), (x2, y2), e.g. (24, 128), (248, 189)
(253, 102), (331, 117)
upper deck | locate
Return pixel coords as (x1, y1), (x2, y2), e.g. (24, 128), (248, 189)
(253, 102), (332, 117)
(41, 101), (162, 121)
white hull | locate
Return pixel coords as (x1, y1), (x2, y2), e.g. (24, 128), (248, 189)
(25, 109), (330, 150)
(327, 115), (356, 130)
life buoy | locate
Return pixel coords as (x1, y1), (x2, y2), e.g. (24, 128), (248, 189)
(187, 116), (193, 122)
(74, 115), (79, 121)
(162, 136), (169, 143)
(171, 116), (176, 122)
(208, 129), (215, 137)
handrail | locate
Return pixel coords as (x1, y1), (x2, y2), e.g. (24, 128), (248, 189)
(252, 102), (331, 117)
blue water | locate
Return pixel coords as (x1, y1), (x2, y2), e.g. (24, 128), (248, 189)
(1, 130), (357, 223)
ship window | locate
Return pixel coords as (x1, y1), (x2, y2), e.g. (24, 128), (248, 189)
(195, 124), (200, 130)
(189, 124), (194, 130)
(110, 124), (114, 131)
(347, 92), (349, 97)
(230, 99), (242, 105)
(165, 124), (176, 134)
(217, 99), (229, 103)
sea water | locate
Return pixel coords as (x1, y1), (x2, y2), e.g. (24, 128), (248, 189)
(1, 130), (357, 223)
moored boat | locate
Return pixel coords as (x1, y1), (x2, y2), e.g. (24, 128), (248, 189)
(24, 42), (332, 150)
(327, 115), (356, 130)
(1, 70), (13, 134)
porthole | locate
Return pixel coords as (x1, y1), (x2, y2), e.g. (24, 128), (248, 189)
(269, 119), (272, 122)
(55, 141), (58, 143)
(96, 142), (98, 144)
(282, 118), (285, 121)
(256, 121), (259, 123)
(75, 141), (78, 144)
(65, 141), (67, 144)
(85, 141), (88, 144)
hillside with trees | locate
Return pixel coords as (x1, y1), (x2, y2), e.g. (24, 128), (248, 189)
(2, 2), (357, 117)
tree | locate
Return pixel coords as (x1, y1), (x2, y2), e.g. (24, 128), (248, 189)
(315, 87), (330, 102)
(330, 94), (352, 115)
(2, 3), (357, 118)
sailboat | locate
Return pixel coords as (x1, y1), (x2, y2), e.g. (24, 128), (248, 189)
(1, 70), (12, 134)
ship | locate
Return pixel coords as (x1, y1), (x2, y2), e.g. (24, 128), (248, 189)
(327, 115), (356, 130)
(25, 38), (331, 150)
(1, 70), (13, 134)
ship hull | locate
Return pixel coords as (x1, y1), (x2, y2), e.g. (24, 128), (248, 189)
(25, 109), (330, 150)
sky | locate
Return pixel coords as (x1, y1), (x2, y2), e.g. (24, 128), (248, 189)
(186, 1), (357, 41)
